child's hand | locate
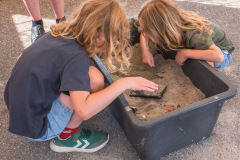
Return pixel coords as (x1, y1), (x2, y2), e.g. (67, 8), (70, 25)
(175, 49), (188, 66)
(142, 49), (155, 67)
(123, 77), (158, 92)
(140, 33), (155, 67)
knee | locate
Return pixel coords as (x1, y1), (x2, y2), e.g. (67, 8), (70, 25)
(89, 66), (104, 92)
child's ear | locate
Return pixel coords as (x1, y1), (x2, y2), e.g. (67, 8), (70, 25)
(95, 36), (105, 47)
(95, 37), (101, 45)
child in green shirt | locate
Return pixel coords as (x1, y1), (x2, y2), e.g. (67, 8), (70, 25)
(137, 0), (234, 68)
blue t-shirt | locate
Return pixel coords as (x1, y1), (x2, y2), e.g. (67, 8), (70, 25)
(4, 32), (91, 139)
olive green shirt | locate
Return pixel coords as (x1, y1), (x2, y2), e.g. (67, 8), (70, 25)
(185, 22), (235, 53)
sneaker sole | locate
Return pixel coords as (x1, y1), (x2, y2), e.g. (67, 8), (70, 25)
(49, 134), (109, 153)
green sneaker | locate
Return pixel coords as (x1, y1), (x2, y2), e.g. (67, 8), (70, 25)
(50, 127), (109, 153)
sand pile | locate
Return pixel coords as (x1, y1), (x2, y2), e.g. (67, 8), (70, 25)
(110, 45), (205, 120)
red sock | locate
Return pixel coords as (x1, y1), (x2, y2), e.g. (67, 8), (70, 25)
(59, 127), (79, 139)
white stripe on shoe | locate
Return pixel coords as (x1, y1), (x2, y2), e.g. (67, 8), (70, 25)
(73, 140), (90, 149)
(81, 140), (90, 149)
(74, 140), (82, 148)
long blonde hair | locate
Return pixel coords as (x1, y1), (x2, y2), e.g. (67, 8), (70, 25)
(138, 0), (212, 50)
(51, 0), (131, 73)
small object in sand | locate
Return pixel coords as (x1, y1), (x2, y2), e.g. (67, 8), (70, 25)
(156, 73), (164, 79)
(142, 115), (147, 119)
(167, 108), (172, 112)
(129, 85), (167, 99)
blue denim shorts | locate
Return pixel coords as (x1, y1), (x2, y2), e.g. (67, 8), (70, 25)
(26, 97), (73, 141)
(214, 49), (232, 68)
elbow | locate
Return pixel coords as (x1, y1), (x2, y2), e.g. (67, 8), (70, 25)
(209, 45), (224, 63)
(81, 115), (91, 121)
(76, 109), (92, 121)
(216, 52), (224, 63)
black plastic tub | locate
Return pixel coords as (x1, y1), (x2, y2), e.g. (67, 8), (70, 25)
(92, 55), (237, 160)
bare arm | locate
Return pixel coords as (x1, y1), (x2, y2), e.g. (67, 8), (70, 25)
(70, 77), (158, 120)
(140, 34), (155, 67)
(175, 44), (224, 66)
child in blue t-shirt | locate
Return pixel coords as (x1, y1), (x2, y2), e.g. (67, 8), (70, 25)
(136, 0), (234, 68)
(4, 0), (158, 153)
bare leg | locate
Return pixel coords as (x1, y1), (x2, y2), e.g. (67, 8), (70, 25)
(60, 66), (104, 128)
(23, 0), (41, 21)
(50, 0), (65, 19)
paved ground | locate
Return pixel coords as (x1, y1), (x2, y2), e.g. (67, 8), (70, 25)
(0, 0), (239, 160)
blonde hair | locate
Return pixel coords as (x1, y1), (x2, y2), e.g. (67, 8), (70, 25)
(51, 0), (131, 73)
(138, 0), (212, 50)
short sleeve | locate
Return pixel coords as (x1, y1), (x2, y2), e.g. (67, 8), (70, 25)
(186, 30), (214, 50)
(60, 54), (91, 93)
